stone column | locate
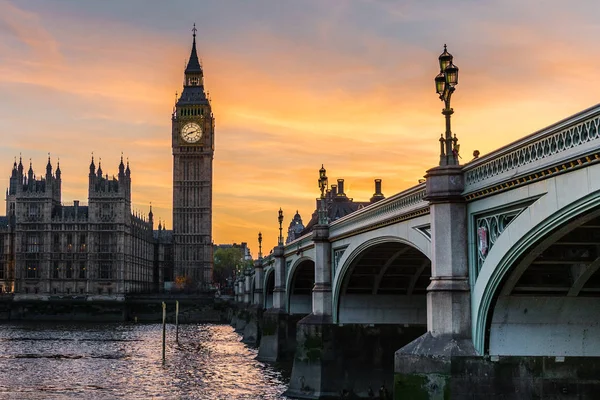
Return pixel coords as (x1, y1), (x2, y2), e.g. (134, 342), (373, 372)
(312, 225), (332, 315)
(253, 259), (264, 306)
(244, 269), (251, 304)
(395, 164), (476, 398)
(272, 245), (286, 310)
(237, 279), (244, 303)
(257, 246), (290, 362)
(425, 165), (470, 336)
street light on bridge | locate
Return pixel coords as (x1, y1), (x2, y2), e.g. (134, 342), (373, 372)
(258, 232), (263, 259)
(277, 208), (284, 246)
(318, 164), (328, 225)
(435, 44), (460, 166)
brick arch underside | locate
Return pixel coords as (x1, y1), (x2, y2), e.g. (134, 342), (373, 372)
(287, 260), (315, 315)
(488, 207), (600, 356)
(264, 268), (274, 309)
(337, 241), (431, 325)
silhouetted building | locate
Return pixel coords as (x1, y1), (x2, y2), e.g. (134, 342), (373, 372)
(0, 156), (165, 298)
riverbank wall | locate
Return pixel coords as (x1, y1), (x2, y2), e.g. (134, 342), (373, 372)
(0, 294), (230, 323)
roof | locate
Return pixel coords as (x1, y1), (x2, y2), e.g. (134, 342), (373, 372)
(185, 35), (202, 74)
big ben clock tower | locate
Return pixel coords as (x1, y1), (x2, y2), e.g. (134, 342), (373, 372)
(172, 25), (214, 289)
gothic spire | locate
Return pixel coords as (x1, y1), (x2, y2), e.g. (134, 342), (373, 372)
(97, 158), (103, 178)
(185, 23), (202, 74)
(89, 154), (95, 175)
(46, 153), (52, 176)
(119, 153), (125, 176)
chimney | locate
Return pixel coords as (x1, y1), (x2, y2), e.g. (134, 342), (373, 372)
(337, 179), (345, 197)
(330, 184), (338, 197)
(370, 179), (385, 203)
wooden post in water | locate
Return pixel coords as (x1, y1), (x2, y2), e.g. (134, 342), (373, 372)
(175, 300), (180, 343)
(162, 301), (166, 365)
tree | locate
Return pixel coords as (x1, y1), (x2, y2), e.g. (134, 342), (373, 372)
(213, 247), (245, 289)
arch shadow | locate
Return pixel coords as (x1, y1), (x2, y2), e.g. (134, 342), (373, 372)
(332, 236), (431, 325)
(263, 267), (275, 310)
(285, 257), (315, 315)
(473, 188), (600, 355)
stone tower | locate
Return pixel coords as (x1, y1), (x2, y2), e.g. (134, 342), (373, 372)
(172, 26), (214, 289)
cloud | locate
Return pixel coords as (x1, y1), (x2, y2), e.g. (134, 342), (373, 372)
(1, 0), (599, 249)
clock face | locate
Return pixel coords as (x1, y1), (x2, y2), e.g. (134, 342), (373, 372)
(181, 122), (202, 143)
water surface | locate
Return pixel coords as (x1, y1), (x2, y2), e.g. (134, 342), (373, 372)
(0, 322), (290, 399)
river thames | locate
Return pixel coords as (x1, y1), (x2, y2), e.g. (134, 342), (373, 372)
(0, 322), (290, 399)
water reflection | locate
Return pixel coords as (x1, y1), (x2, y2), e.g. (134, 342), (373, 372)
(0, 322), (290, 399)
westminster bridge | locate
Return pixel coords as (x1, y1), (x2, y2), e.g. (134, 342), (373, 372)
(231, 103), (600, 399)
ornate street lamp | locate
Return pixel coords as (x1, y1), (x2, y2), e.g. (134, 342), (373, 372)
(258, 232), (263, 259)
(318, 164), (328, 225)
(277, 208), (284, 246)
(435, 44), (460, 166)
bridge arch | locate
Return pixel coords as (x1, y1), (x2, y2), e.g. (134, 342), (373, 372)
(285, 257), (315, 314)
(473, 177), (600, 355)
(332, 236), (431, 325)
(263, 266), (275, 309)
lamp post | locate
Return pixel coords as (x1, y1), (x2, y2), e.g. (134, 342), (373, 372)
(258, 232), (263, 259)
(435, 44), (460, 166)
(277, 208), (284, 246)
(318, 164), (328, 225)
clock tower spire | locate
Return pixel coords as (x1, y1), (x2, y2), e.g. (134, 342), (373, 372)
(171, 25), (215, 290)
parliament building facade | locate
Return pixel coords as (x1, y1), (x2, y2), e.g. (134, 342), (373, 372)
(0, 30), (212, 297)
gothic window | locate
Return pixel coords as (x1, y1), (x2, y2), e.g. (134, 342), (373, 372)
(100, 261), (112, 279)
(66, 261), (73, 279)
(53, 262), (60, 279)
(53, 234), (60, 252)
(66, 234), (73, 252)
(99, 233), (112, 253)
(79, 262), (86, 279)
(28, 204), (39, 218)
(79, 234), (86, 252)
(26, 234), (40, 253)
(26, 263), (38, 279)
(189, 76), (199, 86)
(0, 263), (4, 279)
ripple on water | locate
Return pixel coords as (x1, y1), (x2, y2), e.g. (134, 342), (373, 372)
(0, 322), (290, 400)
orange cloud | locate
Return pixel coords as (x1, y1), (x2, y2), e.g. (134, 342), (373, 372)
(1, 1), (599, 252)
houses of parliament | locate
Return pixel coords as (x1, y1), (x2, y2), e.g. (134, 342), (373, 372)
(0, 30), (214, 297)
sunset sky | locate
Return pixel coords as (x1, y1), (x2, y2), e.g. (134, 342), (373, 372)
(1, 0), (599, 252)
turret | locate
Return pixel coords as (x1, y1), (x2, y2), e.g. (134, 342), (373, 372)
(55, 160), (61, 180)
(118, 154), (125, 178)
(17, 155), (23, 177)
(370, 179), (385, 203)
(46, 155), (52, 180)
(27, 160), (34, 186)
(89, 155), (96, 176)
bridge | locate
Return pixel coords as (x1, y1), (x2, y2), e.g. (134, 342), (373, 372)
(232, 104), (600, 399)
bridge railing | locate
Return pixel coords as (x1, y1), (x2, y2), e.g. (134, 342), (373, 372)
(284, 232), (313, 255)
(329, 183), (428, 239)
(463, 104), (600, 194)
